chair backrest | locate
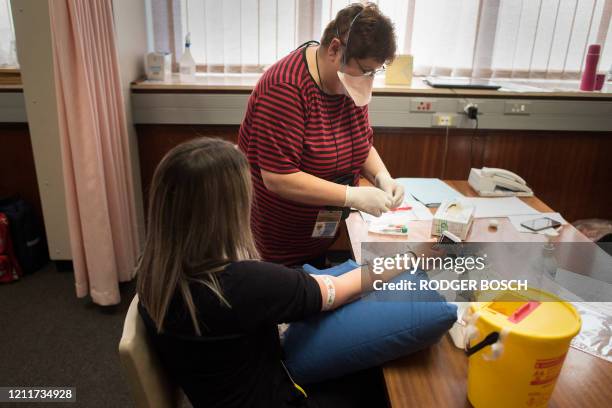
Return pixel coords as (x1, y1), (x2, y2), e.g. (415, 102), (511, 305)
(118, 295), (182, 408)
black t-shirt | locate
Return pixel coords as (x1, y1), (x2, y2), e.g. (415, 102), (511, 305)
(138, 260), (322, 408)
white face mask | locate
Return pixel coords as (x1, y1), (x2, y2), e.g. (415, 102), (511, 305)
(334, 8), (375, 107)
(337, 70), (374, 107)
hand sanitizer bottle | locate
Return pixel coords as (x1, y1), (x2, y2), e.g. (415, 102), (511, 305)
(541, 229), (558, 280)
(179, 33), (196, 82)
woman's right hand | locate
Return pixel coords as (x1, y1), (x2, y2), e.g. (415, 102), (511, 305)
(344, 186), (393, 217)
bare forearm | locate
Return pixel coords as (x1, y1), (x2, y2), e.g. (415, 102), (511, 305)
(312, 261), (408, 311)
(312, 268), (363, 311)
(261, 169), (347, 206)
(361, 147), (388, 183)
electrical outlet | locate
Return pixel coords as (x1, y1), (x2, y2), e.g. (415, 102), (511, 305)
(432, 114), (457, 127)
(464, 103), (479, 119)
(464, 103), (479, 111)
(410, 99), (436, 112)
(505, 102), (531, 115)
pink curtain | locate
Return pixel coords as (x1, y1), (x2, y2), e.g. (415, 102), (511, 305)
(49, 0), (140, 305)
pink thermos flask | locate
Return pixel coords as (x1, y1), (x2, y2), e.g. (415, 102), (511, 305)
(580, 44), (601, 91)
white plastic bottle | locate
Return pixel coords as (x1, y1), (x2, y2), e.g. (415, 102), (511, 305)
(179, 33), (196, 82)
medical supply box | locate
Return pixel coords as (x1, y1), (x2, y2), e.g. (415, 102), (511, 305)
(145, 52), (172, 81)
(431, 200), (475, 240)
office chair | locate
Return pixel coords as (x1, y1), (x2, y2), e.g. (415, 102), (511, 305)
(118, 295), (183, 408)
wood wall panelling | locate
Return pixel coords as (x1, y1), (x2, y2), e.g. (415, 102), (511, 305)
(136, 125), (612, 224)
(478, 130), (612, 222)
(0, 123), (45, 229)
(136, 124), (238, 205)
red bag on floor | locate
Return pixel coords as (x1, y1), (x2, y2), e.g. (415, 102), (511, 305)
(0, 212), (22, 283)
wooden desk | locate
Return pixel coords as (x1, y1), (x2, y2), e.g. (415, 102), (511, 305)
(346, 180), (612, 408)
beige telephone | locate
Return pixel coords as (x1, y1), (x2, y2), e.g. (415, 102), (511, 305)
(468, 167), (533, 197)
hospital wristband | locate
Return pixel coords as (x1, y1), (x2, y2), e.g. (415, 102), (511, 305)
(322, 276), (336, 311)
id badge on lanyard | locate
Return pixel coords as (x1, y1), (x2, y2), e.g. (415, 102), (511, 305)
(311, 210), (342, 238)
(310, 174), (354, 238)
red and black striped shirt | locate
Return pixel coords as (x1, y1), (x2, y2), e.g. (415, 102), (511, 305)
(238, 45), (372, 266)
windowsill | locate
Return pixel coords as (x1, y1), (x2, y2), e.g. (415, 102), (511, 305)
(0, 66), (20, 73)
(0, 84), (23, 91)
(0, 67), (22, 88)
(4, 72), (611, 99)
(131, 73), (612, 100)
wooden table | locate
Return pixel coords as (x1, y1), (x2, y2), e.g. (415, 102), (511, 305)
(346, 180), (612, 408)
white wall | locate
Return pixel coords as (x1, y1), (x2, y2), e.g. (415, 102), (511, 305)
(112, 0), (147, 246)
(11, 0), (71, 260)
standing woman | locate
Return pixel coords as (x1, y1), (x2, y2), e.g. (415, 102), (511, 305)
(239, 3), (404, 266)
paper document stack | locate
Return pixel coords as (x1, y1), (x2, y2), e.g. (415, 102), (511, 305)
(462, 196), (540, 218)
(396, 178), (463, 207)
(360, 199), (433, 236)
(508, 212), (567, 235)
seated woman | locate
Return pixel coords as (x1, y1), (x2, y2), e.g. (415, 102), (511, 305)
(136, 138), (388, 407)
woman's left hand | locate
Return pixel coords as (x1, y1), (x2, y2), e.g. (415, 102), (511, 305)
(374, 171), (405, 208)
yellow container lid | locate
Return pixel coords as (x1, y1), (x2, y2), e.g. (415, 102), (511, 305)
(471, 288), (581, 340)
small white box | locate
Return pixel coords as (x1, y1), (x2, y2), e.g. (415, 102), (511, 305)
(448, 319), (467, 349)
(448, 302), (470, 348)
(145, 52), (172, 81)
(431, 200), (475, 240)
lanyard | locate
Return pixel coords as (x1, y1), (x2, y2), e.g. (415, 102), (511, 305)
(280, 360), (308, 399)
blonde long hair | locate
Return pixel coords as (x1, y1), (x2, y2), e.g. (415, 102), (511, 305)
(136, 138), (259, 335)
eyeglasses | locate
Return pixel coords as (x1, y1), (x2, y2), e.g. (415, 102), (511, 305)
(337, 41), (386, 77)
(354, 58), (386, 77)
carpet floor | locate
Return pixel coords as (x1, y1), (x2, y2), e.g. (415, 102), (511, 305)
(0, 263), (146, 407)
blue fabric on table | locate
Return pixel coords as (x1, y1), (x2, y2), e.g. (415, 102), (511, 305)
(284, 266), (457, 384)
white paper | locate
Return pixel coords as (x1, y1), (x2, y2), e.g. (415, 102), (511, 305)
(534, 273), (612, 362)
(361, 199), (433, 223)
(360, 199), (433, 235)
(461, 197), (540, 218)
(508, 212), (567, 234)
(536, 273), (612, 362)
(396, 178), (463, 207)
(555, 269), (612, 304)
(570, 302), (612, 363)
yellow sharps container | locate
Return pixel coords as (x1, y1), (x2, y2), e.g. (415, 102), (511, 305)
(465, 288), (581, 408)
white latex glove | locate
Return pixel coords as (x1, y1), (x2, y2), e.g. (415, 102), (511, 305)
(344, 186), (393, 217)
(374, 171), (404, 209)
